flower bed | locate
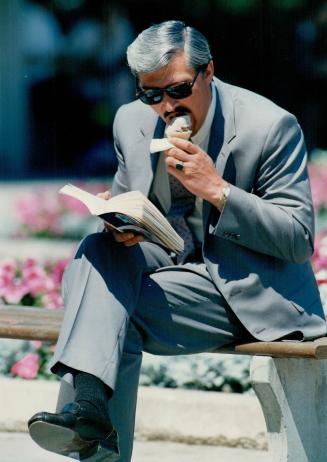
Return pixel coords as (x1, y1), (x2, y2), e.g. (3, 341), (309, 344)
(140, 352), (251, 393)
(14, 182), (108, 240)
(0, 257), (66, 380)
(0, 258), (66, 308)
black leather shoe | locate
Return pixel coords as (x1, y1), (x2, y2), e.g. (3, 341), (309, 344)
(28, 402), (118, 460)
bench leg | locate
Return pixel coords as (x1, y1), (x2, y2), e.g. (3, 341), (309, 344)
(250, 356), (327, 462)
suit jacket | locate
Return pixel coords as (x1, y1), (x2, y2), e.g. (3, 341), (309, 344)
(110, 77), (327, 341)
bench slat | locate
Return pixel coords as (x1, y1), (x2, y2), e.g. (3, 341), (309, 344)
(217, 337), (327, 359)
(229, 338), (327, 359)
(1, 305), (327, 359)
(0, 305), (63, 341)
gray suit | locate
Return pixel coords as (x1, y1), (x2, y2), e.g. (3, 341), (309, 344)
(50, 77), (326, 461)
(111, 77), (326, 341)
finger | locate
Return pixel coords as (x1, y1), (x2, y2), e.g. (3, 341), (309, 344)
(97, 190), (111, 200)
(113, 231), (135, 242)
(165, 155), (190, 174)
(165, 155), (179, 169)
(166, 164), (186, 181)
(104, 223), (115, 232)
(168, 137), (198, 154)
(165, 147), (193, 162)
(123, 234), (145, 247)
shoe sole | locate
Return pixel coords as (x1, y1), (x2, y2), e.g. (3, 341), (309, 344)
(29, 420), (98, 459)
(29, 421), (120, 461)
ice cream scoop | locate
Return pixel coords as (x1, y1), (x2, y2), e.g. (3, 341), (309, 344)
(165, 115), (192, 140)
(150, 115), (192, 153)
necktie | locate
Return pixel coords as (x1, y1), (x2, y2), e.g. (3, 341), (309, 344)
(166, 174), (196, 263)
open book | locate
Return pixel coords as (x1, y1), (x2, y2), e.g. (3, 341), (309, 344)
(59, 184), (184, 254)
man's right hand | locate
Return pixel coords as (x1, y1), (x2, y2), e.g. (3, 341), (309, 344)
(97, 190), (144, 247)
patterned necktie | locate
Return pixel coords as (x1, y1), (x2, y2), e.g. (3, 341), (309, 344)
(166, 174), (196, 263)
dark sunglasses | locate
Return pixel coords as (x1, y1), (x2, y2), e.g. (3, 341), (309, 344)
(136, 64), (208, 105)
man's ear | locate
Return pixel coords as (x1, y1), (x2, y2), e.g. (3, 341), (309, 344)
(204, 60), (214, 84)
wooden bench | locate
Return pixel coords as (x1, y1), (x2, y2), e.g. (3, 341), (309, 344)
(1, 304), (327, 462)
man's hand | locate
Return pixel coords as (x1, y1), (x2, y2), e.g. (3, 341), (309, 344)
(165, 137), (228, 211)
(97, 190), (112, 201)
(97, 190), (145, 246)
(112, 231), (145, 247)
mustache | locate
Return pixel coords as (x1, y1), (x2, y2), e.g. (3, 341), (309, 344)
(164, 107), (190, 120)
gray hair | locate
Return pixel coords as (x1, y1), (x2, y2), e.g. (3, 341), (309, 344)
(126, 20), (212, 76)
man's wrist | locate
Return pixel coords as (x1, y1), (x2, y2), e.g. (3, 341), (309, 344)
(213, 182), (230, 210)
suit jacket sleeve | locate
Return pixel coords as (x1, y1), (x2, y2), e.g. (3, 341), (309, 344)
(210, 113), (315, 264)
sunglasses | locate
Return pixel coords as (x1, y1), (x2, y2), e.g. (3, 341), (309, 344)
(136, 65), (207, 106)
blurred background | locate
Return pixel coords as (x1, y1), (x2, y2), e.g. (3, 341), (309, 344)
(1, 0), (327, 180)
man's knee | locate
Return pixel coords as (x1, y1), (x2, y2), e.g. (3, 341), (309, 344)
(74, 232), (148, 277)
(75, 232), (114, 259)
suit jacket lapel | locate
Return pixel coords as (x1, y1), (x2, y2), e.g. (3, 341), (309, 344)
(148, 117), (172, 213)
(208, 81), (236, 173)
(150, 117), (166, 174)
(203, 79), (236, 228)
(135, 116), (165, 198)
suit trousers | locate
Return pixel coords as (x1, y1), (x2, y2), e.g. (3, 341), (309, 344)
(49, 232), (249, 461)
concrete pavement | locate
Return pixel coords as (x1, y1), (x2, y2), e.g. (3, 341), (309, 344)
(0, 433), (270, 462)
(0, 378), (267, 449)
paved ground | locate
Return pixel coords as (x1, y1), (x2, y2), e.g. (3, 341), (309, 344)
(0, 433), (270, 462)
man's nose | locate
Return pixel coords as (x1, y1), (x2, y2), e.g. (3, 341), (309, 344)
(161, 94), (178, 113)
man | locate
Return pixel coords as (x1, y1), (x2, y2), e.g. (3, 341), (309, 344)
(28, 20), (326, 462)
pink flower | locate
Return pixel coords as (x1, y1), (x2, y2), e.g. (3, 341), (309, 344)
(11, 353), (40, 379)
(0, 258), (17, 275)
(31, 340), (43, 349)
(0, 284), (29, 304)
(41, 291), (63, 309)
(23, 258), (38, 268)
(308, 163), (327, 212)
(0, 257), (68, 307)
(50, 258), (69, 286)
(312, 230), (327, 272)
(0, 259), (17, 286)
(22, 264), (55, 296)
(15, 191), (62, 236)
